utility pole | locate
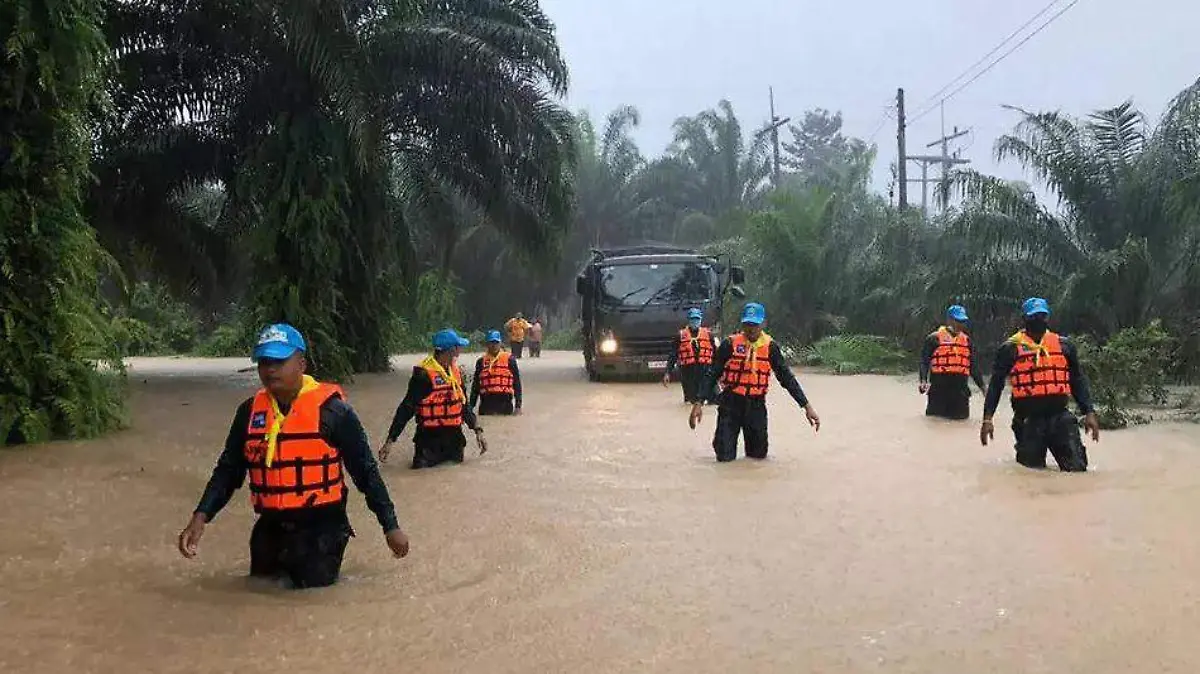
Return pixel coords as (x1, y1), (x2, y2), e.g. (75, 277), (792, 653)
(757, 87), (791, 188)
(907, 152), (970, 219)
(896, 88), (907, 210)
(927, 126), (970, 205)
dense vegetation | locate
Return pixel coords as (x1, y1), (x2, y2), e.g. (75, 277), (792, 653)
(3, 1), (1198, 444)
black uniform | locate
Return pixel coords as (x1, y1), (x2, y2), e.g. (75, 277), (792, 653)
(666, 327), (717, 404)
(919, 330), (986, 419)
(983, 334), (1095, 471)
(699, 338), (810, 462)
(195, 397), (399, 588)
(469, 354), (523, 415)
(386, 366), (479, 469)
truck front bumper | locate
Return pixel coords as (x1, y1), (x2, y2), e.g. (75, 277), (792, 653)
(592, 353), (671, 379)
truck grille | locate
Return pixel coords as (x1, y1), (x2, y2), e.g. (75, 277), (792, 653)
(616, 337), (674, 357)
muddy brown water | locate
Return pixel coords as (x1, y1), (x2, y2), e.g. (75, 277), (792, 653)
(2, 351), (1200, 673)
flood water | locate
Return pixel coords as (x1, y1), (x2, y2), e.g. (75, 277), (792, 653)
(3, 350), (1200, 673)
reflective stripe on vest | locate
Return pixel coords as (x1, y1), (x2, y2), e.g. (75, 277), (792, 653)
(1008, 330), (1073, 399)
(930, 326), (971, 376)
(417, 365), (465, 427)
(480, 352), (515, 395)
(721, 333), (773, 397)
(243, 383), (345, 512)
(678, 327), (715, 366)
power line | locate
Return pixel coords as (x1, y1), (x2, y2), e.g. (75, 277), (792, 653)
(867, 107), (895, 143)
(910, 0), (1068, 116)
(910, 0), (1081, 124)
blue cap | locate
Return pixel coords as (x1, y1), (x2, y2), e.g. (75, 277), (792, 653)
(687, 307), (703, 320)
(947, 304), (969, 322)
(740, 302), (766, 325)
(1022, 297), (1051, 317)
(252, 323), (306, 361)
(486, 330), (503, 343)
(432, 328), (470, 351)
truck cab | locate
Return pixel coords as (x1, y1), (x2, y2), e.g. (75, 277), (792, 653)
(575, 245), (745, 382)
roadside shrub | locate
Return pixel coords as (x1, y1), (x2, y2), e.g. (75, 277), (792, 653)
(1073, 320), (1175, 429)
(112, 281), (199, 355)
(543, 325), (583, 350)
(194, 321), (255, 357)
(800, 334), (912, 374)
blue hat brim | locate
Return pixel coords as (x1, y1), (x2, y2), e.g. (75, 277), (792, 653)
(253, 343), (301, 361)
(740, 316), (765, 325)
(948, 311), (969, 321)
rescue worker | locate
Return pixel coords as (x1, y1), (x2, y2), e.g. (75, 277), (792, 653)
(919, 304), (986, 419)
(469, 330), (523, 415)
(980, 297), (1101, 471)
(177, 323), (409, 589)
(690, 302), (821, 462)
(379, 329), (486, 469)
(664, 307), (716, 404)
(504, 312), (531, 359)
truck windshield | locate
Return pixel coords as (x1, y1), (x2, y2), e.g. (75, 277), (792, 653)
(598, 262), (716, 307)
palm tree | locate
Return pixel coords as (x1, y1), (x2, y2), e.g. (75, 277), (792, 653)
(663, 100), (773, 223)
(96, 0), (575, 378)
(941, 79), (1200, 339)
(569, 105), (651, 247)
(2, 0), (125, 444)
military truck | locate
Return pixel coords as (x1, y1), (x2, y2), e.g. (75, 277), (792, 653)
(575, 245), (745, 382)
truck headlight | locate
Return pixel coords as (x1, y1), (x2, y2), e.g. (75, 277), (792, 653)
(599, 337), (618, 354)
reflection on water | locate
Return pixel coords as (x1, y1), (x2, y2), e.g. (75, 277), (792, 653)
(2, 353), (1199, 673)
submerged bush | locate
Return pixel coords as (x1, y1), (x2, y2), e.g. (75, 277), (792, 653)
(1073, 320), (1175, 429)
(800, 334), (912, 375)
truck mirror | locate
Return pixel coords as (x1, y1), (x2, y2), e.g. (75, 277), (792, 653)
(729, 266), (746, 285)
(575, 276), (588, 295)
(730, 285), (747, 299)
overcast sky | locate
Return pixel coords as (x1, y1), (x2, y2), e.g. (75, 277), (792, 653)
(540, 0), (1200, 197)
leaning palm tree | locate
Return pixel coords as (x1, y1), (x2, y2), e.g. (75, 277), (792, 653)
(939, 78), (1200, 338)
(97, 0), (575, 378)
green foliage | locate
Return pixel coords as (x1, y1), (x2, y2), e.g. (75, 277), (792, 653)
(387, 270), (467, 353)
(800, 335), (912, 375)
(98, 0), (577, 381)
(410, 270), (465, 339)
(194, 320), (256, 358)
(543, 327), (583, 351)
(113, 281), (199, 355)
(1, 0), (127, 445)
(1073, 321), (1175, 428)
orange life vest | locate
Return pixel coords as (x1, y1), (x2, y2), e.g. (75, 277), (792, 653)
(930, 326), (971, 376)
(417, 363), (465, 428)
(1008, 330), (1073, 399)
(721, 333), (773, 398)
(243, 383), (345, 512)
(678, 327), (715, 366)
(479, 351), (515, 396)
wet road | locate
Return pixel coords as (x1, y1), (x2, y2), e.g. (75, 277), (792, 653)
(3, 351), (1200, 673)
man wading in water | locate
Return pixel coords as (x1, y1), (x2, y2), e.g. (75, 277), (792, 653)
(178, 324), (409, 588)
(918, 304), (986, 420)
(689, 302), (820, 462)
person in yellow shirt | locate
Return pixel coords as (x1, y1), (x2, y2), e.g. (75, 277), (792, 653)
(504, 312), (531, 359)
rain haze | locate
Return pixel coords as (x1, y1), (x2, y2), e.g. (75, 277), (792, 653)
(543, 0), (1200, 195)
